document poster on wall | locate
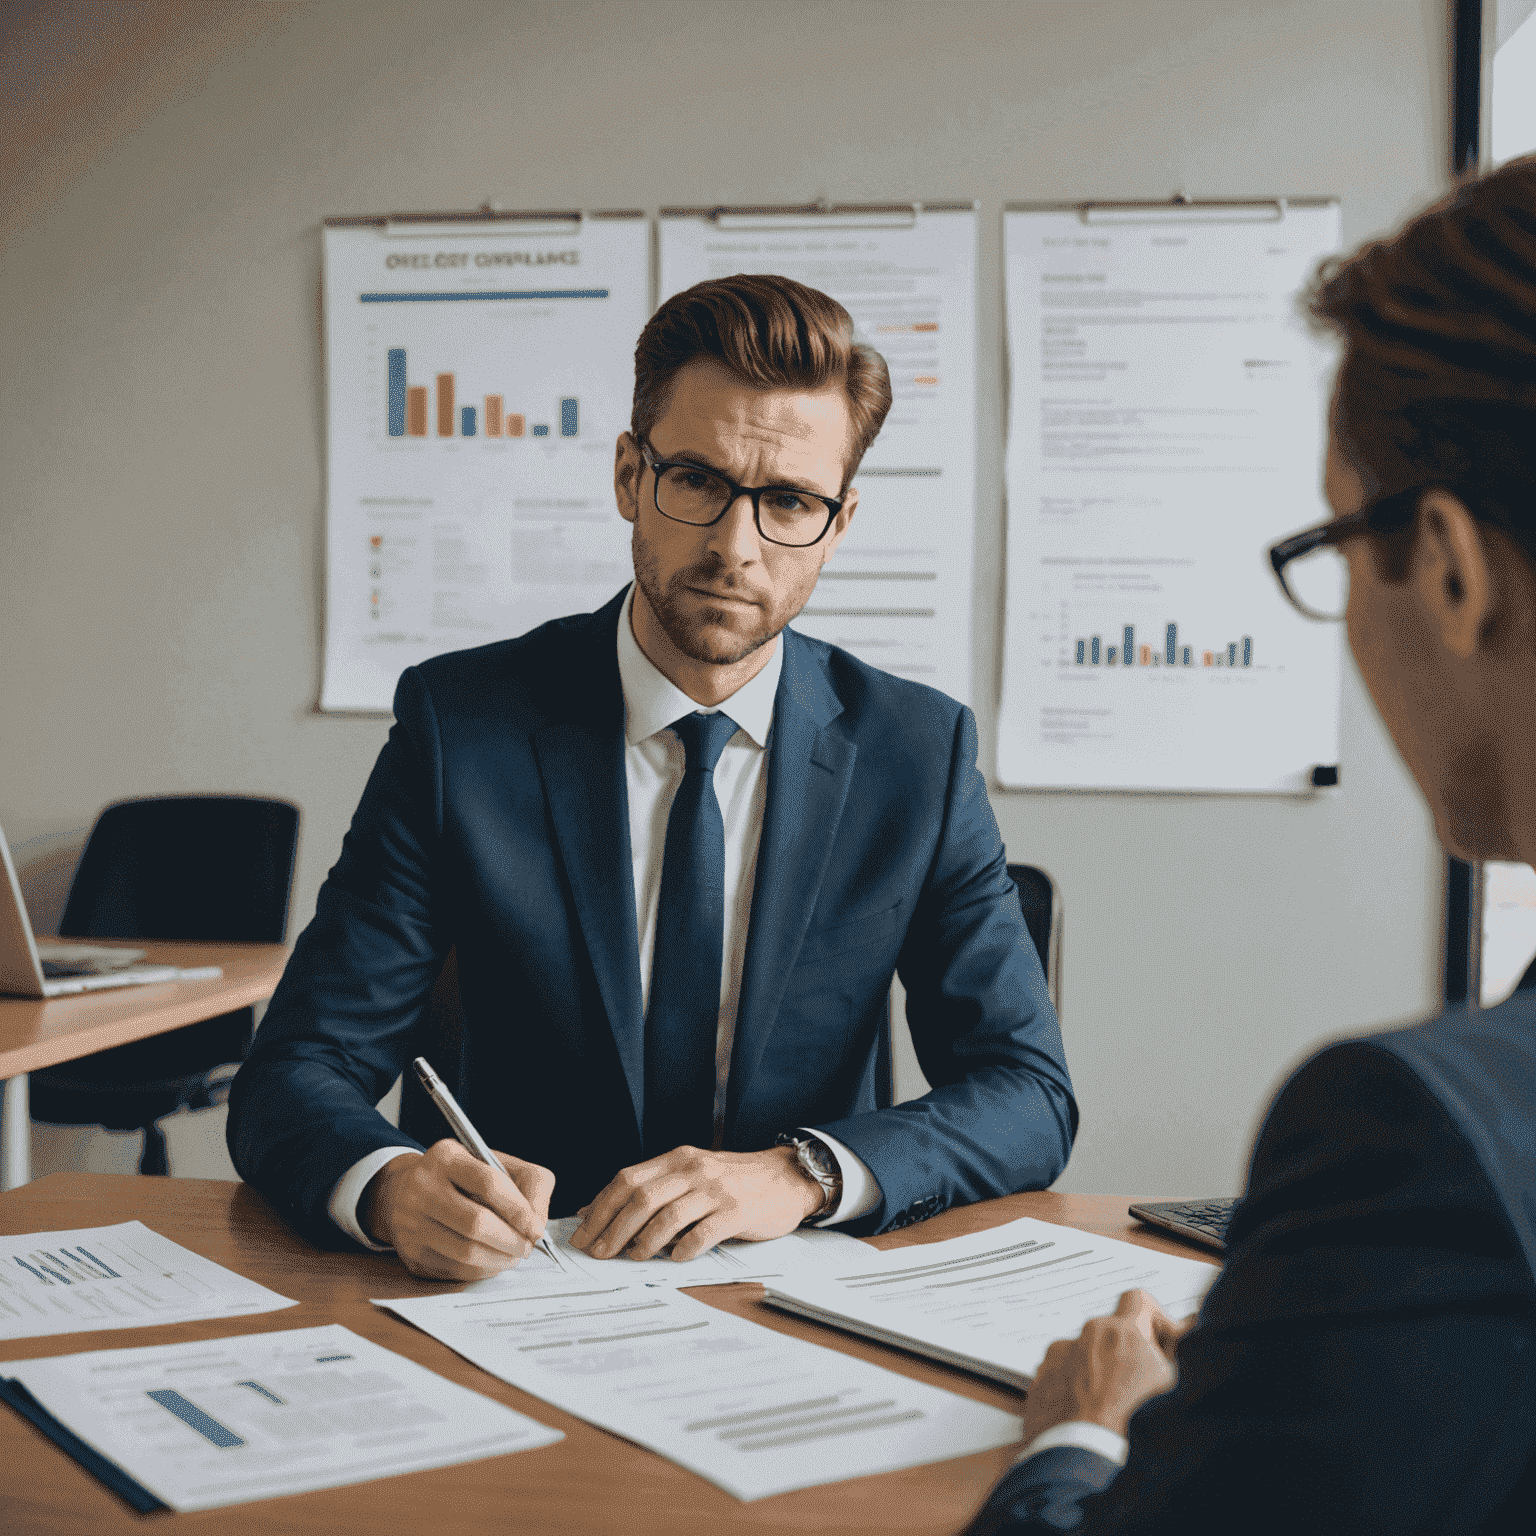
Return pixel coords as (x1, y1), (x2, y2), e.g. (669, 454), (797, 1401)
(997, 200), (1344, 792)
(320, 214), (649, 712)
(659, 205), (977, 706)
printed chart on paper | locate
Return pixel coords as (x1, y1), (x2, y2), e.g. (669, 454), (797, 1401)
(660, 207), (977, 705)
(998, 202), (1344, 791)
(321, 217), (649, 711)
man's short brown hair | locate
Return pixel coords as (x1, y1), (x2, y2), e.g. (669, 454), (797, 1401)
(631, 274), (893, 485)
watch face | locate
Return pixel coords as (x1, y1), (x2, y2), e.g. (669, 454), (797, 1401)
(801, 1140), (836, 1180)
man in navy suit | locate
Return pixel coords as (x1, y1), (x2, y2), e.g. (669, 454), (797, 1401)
(229, 273), (1075, 1279)
(964, 159), (1536, 1534)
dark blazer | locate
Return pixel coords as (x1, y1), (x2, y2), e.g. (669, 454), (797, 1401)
(228, 589), (1076, 1249)
(964, 995), (1536, 1535)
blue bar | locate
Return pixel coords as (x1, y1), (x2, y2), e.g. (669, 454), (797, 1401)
(73, 1246), (120, 1278)
(532, 423), (550, 437)
(1123, 625), (1134, 665)
(1164, 623), (1177, 666)
(1228, 642), (1238, 666)
(1090, 637), (1100, 664)
(147, 1390), (245, 1448)
(15, 1256), (52, 1284)
(359, 289), (610, 303)
(1106, 646), (1117, 665)
(461, 406), (477, 437)
(1075, 640), (1085, 664)
(560, 397), (579, 437)
(1182, 646), (1191, 665)
(236, 1380), (285, 1404)
(387, 348), (406, 436)
(1242, 636), (1252, 666)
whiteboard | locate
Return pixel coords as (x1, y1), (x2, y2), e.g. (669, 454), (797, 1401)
(997, 201), (1344, 793)
(660, 206), (977, 706)
(320, 215), (650, 712)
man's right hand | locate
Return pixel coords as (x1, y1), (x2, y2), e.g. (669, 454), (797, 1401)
(359, 1140), (555, 1280)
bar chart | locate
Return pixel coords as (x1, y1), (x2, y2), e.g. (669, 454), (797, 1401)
(1071, 622), (1254, 669)
(385, 348), (575, 440)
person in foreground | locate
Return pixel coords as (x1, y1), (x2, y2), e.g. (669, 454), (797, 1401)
(228, 273), (1074, 1278)
(965, 158), (1536, 1535)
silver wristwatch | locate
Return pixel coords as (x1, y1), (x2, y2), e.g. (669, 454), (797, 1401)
(775, 1132), (843, 1223)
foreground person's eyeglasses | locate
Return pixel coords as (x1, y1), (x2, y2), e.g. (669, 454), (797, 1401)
(1267, 485), (1425, 621)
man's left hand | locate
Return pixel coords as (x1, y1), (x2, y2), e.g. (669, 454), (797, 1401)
(569, 1145), (823, 1262)
(1019, 1289), (1180, 1442)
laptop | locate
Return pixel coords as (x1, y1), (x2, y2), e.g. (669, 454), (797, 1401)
(0, 824), (180, 998)
(1127, 1197), (1236, 1254)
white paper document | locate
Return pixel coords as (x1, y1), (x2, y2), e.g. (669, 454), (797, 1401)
(0, 1222), (296, 1341)
(394, 1217), (868, 1303)
(378, 1283), (1019, 1500)
(0, 1323), (560, 1512)
(528, 1215), (866, 1291)
(998, 201), (1344, 791)
(765, 1216), (1219, 1388)
(660, 206), (978, 705)
(321, 215), (650, 712)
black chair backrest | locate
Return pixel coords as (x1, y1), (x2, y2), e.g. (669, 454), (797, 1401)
(60, 796), (300, 943)
(1007, 862), (1060, 1014)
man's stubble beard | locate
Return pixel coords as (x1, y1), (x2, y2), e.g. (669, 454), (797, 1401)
(630, 520), (815, 666)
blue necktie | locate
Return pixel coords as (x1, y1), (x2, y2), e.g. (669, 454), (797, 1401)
(643, 710), (740, 1159)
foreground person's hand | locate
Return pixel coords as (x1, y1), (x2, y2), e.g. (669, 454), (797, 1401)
(568, 1145), (823, 1262)
(1020, 1289), (1180, 1442)
(360, 1139), (555, 1280)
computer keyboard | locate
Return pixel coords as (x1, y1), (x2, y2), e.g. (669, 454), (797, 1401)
(1127, 1198), (1237, 1254)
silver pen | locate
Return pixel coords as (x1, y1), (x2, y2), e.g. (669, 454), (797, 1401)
(411, 1056), (560, 1267)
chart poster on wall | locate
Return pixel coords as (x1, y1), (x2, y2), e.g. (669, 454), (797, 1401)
(997, 200), (1344, 793)
(320, 214), (649, 713)
(659, 205), (977, 706)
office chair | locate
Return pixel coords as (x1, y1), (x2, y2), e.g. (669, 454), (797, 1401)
(1006, 862), (1062, 1018)
(885, 863), (1061, 1106)
(28, 795), (300, 1175)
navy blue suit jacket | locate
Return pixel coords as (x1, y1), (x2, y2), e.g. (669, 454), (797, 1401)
(965, 995), (1536, 1535)
(228, 589), (1076, 1248)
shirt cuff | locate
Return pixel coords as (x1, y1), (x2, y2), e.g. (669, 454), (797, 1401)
(328, 1146), (423, 1250)
(1015, 1421), (1129, 1467)
(795, 1128), (881, 1225)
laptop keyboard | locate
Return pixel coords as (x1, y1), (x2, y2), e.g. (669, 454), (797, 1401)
(1128, 1198), (1237, 1252)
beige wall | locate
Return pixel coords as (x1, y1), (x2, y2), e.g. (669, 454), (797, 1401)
(2, 0), (1449, 1194)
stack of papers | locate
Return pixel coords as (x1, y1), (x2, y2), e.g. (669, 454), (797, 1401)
(377, 1284), (1019, 1500)
(763, 1216), (1220, 1388)
(0, 1324), (561, 1512)
(0, 1222), (296, 1340)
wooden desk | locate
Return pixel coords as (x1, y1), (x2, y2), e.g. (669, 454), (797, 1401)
(0, 941), (289, 1188)
(0, 1175), (1214, 1536)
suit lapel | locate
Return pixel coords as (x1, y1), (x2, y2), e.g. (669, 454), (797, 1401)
(727, 628), (857, 1129)
(531, 593), (646, 1139)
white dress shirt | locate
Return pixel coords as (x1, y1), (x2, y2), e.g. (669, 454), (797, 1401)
(1015, 1420), (1129, 1467)
(329, 585), (879, 1248)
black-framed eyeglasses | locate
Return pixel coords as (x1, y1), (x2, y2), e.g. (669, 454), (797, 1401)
(1268, 485), (1425, 621)
(637, 438), (845, 549)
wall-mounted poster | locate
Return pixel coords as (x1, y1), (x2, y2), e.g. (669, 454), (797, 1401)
(997, 199), (1344, 793)
(320, 213), (650, 713)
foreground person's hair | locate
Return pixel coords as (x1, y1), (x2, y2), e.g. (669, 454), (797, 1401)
(1309, 155), (1536, 574)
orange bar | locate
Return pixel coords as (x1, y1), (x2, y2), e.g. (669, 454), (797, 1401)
(1203, 651), (1215, 666)
(436, 372), (456, 437)
(506, 412), (526, 438)
(406, 386), (428, 437)
(484, 395), (503, 437)
(1139, 644), (1152, 666)
(913, 321), (939, 332)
